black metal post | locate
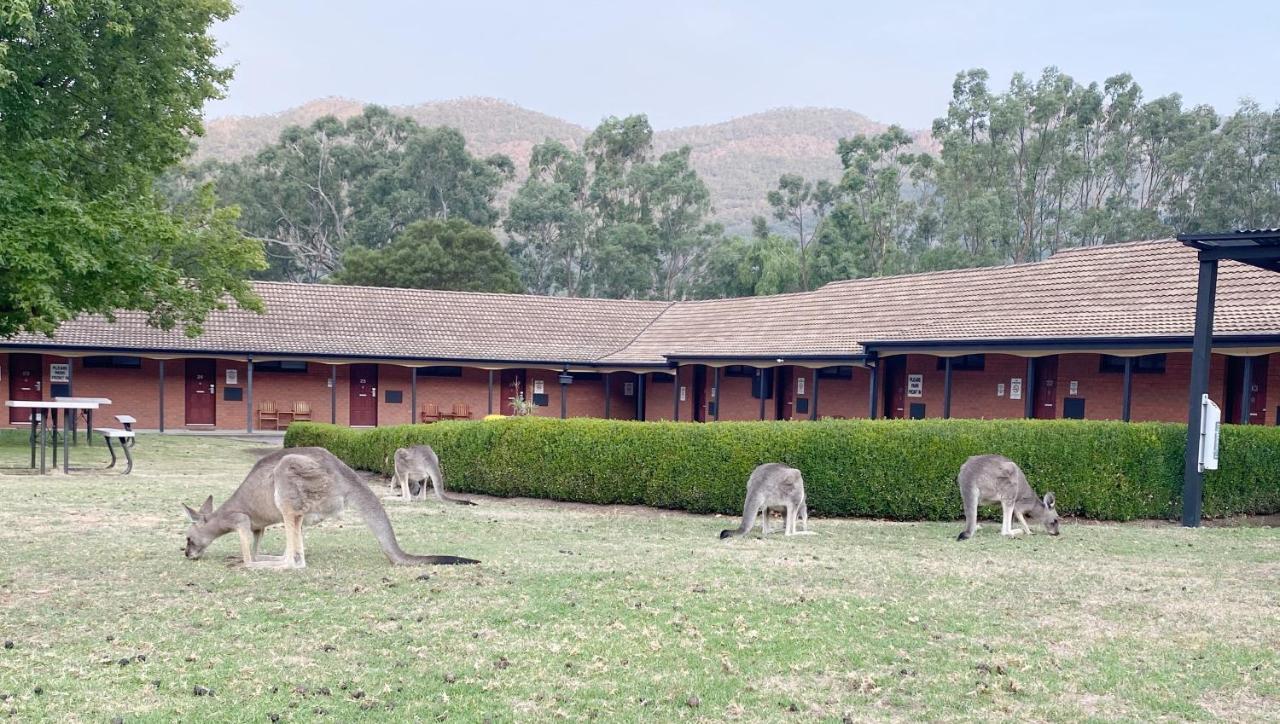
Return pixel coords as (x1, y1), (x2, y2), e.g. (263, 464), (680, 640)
(488, 370), (494, 415)
(943, 357), (953, 419)
(758, 369), (766, 421)
(1240, 356), (1254, 425)
(246, 356), (254, 433)
(330, 364), (337, 424)
(1122, 357), (1134, 422)
(158, 360), (166, 433)
(604, 373), (611, 420)
(411, 367), (418, 424)
(868, 363), (879, 419)
(39, 410), (47, 475)
(1182, 257), (1219, 527)
(673, 366), (680, 421)
(713, 367), (721, 421)
(63, 407), (69, 474)
(29, 412), (37, 468)
(1024, 358), (1036, 419)
(810, 369), (820, 421)
(637, 375), (646, 421)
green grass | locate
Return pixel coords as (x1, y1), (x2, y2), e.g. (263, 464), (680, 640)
(0, 435), (1277, 721)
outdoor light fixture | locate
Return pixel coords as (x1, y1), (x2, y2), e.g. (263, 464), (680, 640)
(558, 372), (573, 385)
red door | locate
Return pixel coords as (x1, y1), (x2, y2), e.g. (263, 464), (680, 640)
(8, 354), (42, 423)
(185, 359), (216, 425)
(349, 364), (378, 426)
(1033, 356), (1058, 419)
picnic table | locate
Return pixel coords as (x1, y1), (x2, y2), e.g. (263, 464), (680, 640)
(54, 396), (112, 445)
(5, 400), (102, 475)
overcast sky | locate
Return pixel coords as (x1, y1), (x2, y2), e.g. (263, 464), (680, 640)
(207, 0), (1280, 130)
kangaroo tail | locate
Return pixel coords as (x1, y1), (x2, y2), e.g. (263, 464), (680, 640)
(347, 478), (479, 565)
(720, 491), (762, 539)
(427, 455), (478, 506)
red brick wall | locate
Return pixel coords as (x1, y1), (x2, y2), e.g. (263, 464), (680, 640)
(944, 354), (1031, 420)
(814, 367), (871, 419)
(412, 367), (493, 421)
(1268, 354), (1280, 426)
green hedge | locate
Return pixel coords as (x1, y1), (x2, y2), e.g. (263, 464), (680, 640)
(283, 418), (1280, 521)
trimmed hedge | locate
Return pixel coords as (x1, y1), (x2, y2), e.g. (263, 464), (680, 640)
(284, 418), (1280, 521)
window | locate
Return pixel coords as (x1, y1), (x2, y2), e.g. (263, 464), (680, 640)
(572, 372), (603, 382)
(751, 369), (774, 400)
(938, 354), (985, 371)
(817, 366), (853, 379)
(724, 365), (756, 377)
(83, 356), (142, 369)
(252, 360), (308, 374)
(1100, 354), (1166, 374)
(649, 373), (673, 384)
(418, 366), (463, 377)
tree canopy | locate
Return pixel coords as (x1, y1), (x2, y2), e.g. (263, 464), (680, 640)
(332, 219), (523, 293)
(0, 0), (265, 336)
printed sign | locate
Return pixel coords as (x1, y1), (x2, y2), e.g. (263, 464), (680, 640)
(796, 377), (805, 396)
(225, 368), (238, 385)
(906, 374), (923, 398)
(49, 363), (70, 383)
(1010, 378), (1023, 400)
(679, 386), (687, 402)
(533, 379), (545, 395)
(623, 382), (634, 396)
(1069, 380), (1078, 395)
(997, 383), (1006, 397)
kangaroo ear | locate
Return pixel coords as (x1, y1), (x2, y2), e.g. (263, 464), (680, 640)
(1044, 492), (1056, 509)
(199, 495), (214, 516)
(182, 503), (201, 523)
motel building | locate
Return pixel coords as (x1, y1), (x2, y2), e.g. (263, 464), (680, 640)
(4, 239), (1280, 432)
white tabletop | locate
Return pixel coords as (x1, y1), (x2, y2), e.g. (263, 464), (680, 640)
(54, 397), (113, 404)
(5, 400), (101, 410)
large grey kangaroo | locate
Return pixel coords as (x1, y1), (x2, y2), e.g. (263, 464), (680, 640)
(720, 463), (810, 539)
(387, 445), (476, 505)
(956, 454), (1060, 541)
(182, 447), (479, 569)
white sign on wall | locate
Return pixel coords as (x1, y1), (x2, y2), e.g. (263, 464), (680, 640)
(906, 374), (923, 398)
(679, 386), (687, 402)
(225, 368), (238, 385)
(49, 363), (70, 383)
(623, 382), (634, 396)
(1010, 378), (1023, 400)
(796, 377), (805, 396)
(997, 383), (1006, 397)
(533, 379), (545, 395)
(1069, 380), (1079, 396)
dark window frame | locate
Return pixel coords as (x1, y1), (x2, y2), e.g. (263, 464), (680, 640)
(1099, 354), (1166, 374)
(817, 366), (854, 379)
(418, 366), (463, 377)
(938, 354), (985, 371)
(252, 360), (309, 374)
(723, 365), (756, 378)
(82, 355), (142, 369)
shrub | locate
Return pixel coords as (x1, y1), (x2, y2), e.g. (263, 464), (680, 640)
(283, 418), (1280, 521)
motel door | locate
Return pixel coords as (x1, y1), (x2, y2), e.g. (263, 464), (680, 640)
(775, 366), (795, 420)
(1033, 356), (1058, 419)
(1225, 356), (1269, 425)
(8, 354), (42, 423)
(692, 366), (708, 422)
(883, 357), (907, 419)
(349, 364), (378, 426)
(184, 359), (216, 425)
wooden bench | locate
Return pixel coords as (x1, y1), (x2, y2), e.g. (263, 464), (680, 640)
(93, 428), (135, 474)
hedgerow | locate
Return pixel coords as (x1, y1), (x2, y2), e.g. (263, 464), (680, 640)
(284, 418), (1280, 521)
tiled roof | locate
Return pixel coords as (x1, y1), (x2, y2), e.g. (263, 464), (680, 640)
(5, 240), (1280, 365)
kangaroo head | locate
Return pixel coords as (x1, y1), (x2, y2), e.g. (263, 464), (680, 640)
(1030, 492), (1060, 536)
(181, 495), (216, 559)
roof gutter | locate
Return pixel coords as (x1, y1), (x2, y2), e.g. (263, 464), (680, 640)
(863, 334), (1280, 354)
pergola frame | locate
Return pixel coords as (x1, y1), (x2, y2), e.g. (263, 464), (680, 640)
(1177, 229), (1280, 527)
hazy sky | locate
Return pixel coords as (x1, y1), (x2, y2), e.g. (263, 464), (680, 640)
(207, 0), (1280, 130)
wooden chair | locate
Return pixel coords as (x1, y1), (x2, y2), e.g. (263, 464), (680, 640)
(258, 401), (279, 430)
(450, 402), (471, 420)
(291, 401), (312, 422)
(420, 402), (441, 423)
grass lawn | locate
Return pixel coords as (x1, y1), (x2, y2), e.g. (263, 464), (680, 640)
(0, 434), (1277, 722)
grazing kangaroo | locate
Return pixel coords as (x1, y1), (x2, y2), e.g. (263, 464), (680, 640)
(956, 454), (1061, 541)
(182, 447), (479, 569)
(720, 463), (810, 539)
(386, 445), (476, 505)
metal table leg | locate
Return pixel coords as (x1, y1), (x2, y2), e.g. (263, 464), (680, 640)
(105, 436), (117, 469)
(39, 412), (47, 475)
(63, 409), (70, 474)
(86, 409), (93, 446)
(51, 410), (58, 469)
(29, 414), (37, 469)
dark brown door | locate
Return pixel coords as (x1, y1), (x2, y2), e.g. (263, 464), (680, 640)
(1251, 357), (1269, 425)
(1226, 356), (1269, 425)
(776, 366), (795, 420)
(349, 364), (378, 426)
(883, 357), (906, 419)
(1033, 356), (1058, 419)
(184, 359), (216, 425)
(8, 354), (42, 423)
(692, 366), (707, 422)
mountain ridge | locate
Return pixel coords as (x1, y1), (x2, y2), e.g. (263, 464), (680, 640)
(195, 97), (936, 233)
